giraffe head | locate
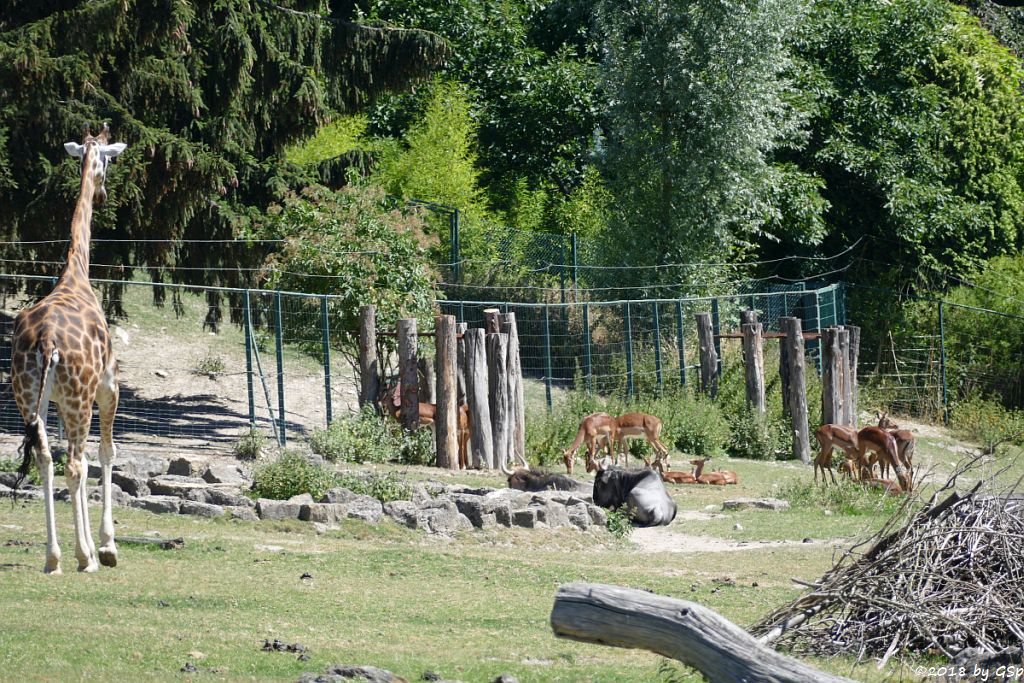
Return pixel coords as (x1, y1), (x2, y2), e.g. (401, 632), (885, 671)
(63, 123), (127, 204)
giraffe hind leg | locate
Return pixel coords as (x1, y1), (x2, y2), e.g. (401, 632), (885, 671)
(96, 366), (119, 567)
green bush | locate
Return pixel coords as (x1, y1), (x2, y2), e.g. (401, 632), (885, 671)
(655, 389), (730, 457)
(250, 451), (340, 501)
(605, 508), (633, 539)
(309, 408), (436, 465)
(233, 428), (267, 460)
(335, 472), (412, 503)
(777, 479), (903, 516)
(950, 394), (1024, 451)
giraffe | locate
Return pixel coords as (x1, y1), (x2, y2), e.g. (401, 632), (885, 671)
(11, 124), (126, 574)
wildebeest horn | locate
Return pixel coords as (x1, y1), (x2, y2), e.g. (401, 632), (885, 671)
(499, 454), (515, 476)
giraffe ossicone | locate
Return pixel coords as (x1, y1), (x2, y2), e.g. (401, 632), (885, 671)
(11, 125), (127, 574)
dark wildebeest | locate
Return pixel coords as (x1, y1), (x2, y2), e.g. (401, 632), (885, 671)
(593, 465), (677, 527)
(507, 468), (590, 493)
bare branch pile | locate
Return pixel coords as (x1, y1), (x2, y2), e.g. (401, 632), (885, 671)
(751, 467), (1024, 664)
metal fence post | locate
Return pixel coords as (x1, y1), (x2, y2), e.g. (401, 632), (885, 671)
(711, 298), (722, 377)
(676, 300), (686, 386)
(583, 302), (593, 393)
(939, 301), (949, 425)
(273, 291), (286, 445)
(243, 290), (256, 426)
(624, 302), (635, 396)
(320, 295), (332, 426)
(653, 302), (663, 390)
(544, 304), (553, 411)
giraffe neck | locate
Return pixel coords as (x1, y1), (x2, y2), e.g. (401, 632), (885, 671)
(60, 152), (97, 287)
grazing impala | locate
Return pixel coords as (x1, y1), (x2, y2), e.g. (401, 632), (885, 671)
(876, 411), (915, 481)
(857, 426), (912, 492)
(613, 412), (672, 472)
(563, 412), (617, 474)
(813, 424), (861, 485)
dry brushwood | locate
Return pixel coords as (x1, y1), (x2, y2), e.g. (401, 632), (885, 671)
(751, 457), (1024, 666)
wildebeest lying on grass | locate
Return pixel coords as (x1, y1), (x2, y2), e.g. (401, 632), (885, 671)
(507, 468), (590, 492)
(593, 465), (677, 527)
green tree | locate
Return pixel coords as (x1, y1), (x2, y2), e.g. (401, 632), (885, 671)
(596, 0), (808, 286)
(0, 0), (445, 303)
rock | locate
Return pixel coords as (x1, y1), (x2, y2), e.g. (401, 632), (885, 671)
(87, 452), (168, 479)
(383, 501), (420, 529)
(512, 508), (538, 528)
(154, 369), (168, 378)
(492, 676), (519, 683)
(226, 506), (260, 522)
(418, 500), (472, 535)
(129, 495), (181, 514)
(451, 493), (510, 528)
(302, 452), (325, 468)
(346, 495), (384, 524)
(202, 464), (248, 486)
(167, 457), (202, 477)
(179, 500), (225, 518)
(722, 498), (790, 512)
(255, 498), (304, 520)
(299, 503), (348, 524)
(447, 484), (498, 497)
(298, 664), (404, 683)
(537, 502), (571, 528)
(288, 492), (316, 506)
(111, 471), (150, 498)
(566, 503), (592, 531)
(320, 487), (358, 504)
(87, 482), (129, 506)
(587, 504), (608, 527)
(0, 484), (41, 500)
(733, 523), (743, 531)
(204, 488), (253, 508)
(147, 475), (209, 498)
(0, 472), (21, 488)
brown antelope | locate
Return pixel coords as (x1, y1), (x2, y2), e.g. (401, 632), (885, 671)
(563, 412), (617, 474)
(690, 457), (724, 485)
(813, 424), (861, 485)
(875, 411), (915, 480)
(386, 383), (471, 469)
(612, 412), (671, 472)
(856, 426), (912, 492)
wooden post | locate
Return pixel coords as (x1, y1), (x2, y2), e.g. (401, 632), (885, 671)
(501, 313), (525, 465)
(417, 357), (436, 404)
(435, 315), (458, 470)
(456, 321), (468, 407)
(358, 305), (378, 410)
(742, 322), (766, 416)
(696, 312), (718, 398)
(464, 328), (494, 469)
(397, 318), (419, 432)
(487, 332), (511, 473)
(779, 335), (791, 418)
(821, 327), (843, 425)
(846, 326), (860, 427)
(550, 583), (854, 683)
(483, 308), (502, 334)
(781, 317), (811, 465)
(837, 326), (851, 426)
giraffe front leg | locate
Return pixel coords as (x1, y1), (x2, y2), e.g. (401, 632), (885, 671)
(96, 374), (119, 567)
(66, 441), (98, 573)
(33, 426), (62, 574)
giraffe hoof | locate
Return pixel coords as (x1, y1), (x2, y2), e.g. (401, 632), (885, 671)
(99, 549), (118, 567)
(43, 564), (62, 576)
(78, 561), (99, 573)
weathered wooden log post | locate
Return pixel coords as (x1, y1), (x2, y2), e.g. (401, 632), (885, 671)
(417, 357), (436, 404)
(483, 307), (502, 334)
(781, 317), (811, 464)
(741, 313), (766, 416)
(837, 326), (851, 426)
(358, 305), (379, 410)
(397, 318), (419, 432)
(501, 312), (526, 465)
(696, 312), (718, 398)
(550, 583), (855, 683)
(464, 328), (494, 469)
(456, 321), (468, 407)
(821, 327), (844, 425)
(487, 331), (511, 472)
(435, 315), (459, 470)
(846, 325), (860, 426)
(779, 333), (791, 418)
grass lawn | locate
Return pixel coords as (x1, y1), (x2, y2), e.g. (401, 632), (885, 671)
(3, 417), (1016, 683)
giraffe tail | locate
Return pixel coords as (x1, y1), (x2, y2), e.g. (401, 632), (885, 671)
(14, 346), (60, 498)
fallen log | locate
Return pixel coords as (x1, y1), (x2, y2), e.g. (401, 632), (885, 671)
(550, 583), (853, 683)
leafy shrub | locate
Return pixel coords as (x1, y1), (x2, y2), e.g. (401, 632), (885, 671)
(605, 508), (633, 539)
(778, 479), (902, 516)
(250, 451), (339, 501)
(309, 408), (436, 465)
(728, 413), (785, 461)
(950, 394), (1024, 451)
(233, 428), (267, 460)
(335, 471), (412, 503)
(191, 353), (226, 376)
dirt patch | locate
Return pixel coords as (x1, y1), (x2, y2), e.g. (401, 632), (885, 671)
(629, 526), (824, 554)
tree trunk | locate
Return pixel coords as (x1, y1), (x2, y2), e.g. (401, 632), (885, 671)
(464, 328), (494, 469)
(846, 326), (860, 427)
(358, 305), (379, 411)
(397, 318), (419, 432)
(696, 312), (718, 397)
(550, 583), (854, 683)
(782, 317), (810, 464)
(742, 322), (766, 415)
(821, 327), (843, 425)
(435, 315), (458, 470)
(487, 332), (510, 473)
(501, 313), (525, 465)
(418, 357), (436, 404)
(483, 308), (502, 334)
